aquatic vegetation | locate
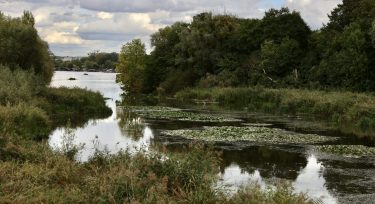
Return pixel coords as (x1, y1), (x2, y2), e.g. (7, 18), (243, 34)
(162, 126), (338, 144)
(124, 106), (242, 122)
(317, 145), (375, 157)
(175, 87), (375, 138)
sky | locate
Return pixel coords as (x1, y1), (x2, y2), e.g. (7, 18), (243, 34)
(0, 0), (342, 56)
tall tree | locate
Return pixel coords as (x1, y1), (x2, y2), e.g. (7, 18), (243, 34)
(116, 39), (146, 93)
(260, 38), (302, 85)
(0, 11), (53, 83)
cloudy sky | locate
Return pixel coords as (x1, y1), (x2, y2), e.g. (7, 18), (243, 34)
(0, 0), (341, 56)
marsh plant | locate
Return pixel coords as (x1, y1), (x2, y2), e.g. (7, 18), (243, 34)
(124, 105), (242, 122)
(317, 145), (375, 157)
(162, 126), (338, 144)
(57, 122), (85, 160)
(175, 87), (375, 138)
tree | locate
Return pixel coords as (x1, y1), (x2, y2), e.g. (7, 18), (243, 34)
(0, 11), (53, 83)
(260, 38), (302, 85)
(261, 8), (311, 48)
(315, 22), (370, 90)
(326, 0), (375, 32)
(116, 39), (146, 93)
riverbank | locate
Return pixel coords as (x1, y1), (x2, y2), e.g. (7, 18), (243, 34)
(0, 69), (315, 203)
(175, 87), (375, 139)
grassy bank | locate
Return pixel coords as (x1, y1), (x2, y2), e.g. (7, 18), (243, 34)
(0, 141), (314, 203)
(175, 87), (375, 138)
(0, 68), (112, 141)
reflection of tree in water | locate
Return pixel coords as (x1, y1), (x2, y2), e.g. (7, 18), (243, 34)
(117, 108), (145, 141)
(220, 146), (307, 181)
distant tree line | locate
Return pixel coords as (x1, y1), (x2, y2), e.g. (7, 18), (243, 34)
(54, 51), (118, 71)
(117, 0), (375, 94)
(0, 11), (53, 83)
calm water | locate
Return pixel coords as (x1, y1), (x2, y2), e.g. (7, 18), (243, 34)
(49, 71), (375, 204)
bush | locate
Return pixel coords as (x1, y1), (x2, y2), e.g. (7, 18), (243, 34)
(38, 87), (112, 124)
(0, 104), (50, 140)
(0, 66), (42, 105)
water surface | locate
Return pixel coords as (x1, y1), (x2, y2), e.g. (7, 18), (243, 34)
(49, 71), (375, 204)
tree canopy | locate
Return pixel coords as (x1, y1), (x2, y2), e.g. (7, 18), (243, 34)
(119, 1), (375, 94)
(0, 11), (53, 83)
(116, 39), (147, 93)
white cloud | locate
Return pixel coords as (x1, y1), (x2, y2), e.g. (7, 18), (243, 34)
(285, 0), (342, 29)
(97, 12), (113, 19)
(0, 0), (342, 55)
(45, 31), (82, 44)
(77, 13), (162, 41)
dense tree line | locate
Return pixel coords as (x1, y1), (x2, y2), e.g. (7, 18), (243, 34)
(54, 51), (118, 71)
(117, 0), (375, 94)
(0, 11), (53, 83)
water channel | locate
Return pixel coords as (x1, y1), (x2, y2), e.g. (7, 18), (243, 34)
(49, 71), (375, 204)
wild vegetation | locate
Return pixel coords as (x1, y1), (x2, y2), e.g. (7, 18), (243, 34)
(316, 145), (375, 157)
(175, 87), (375, 138)
(162, 126), (338, 144)
(0, 11), (53, 83)
(0, 11), (318, 203)
(114, 1), (375, 140)
(125, 105), (242, 122)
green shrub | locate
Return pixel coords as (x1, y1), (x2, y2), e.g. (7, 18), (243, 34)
(0, 66), (42, 105)
(38, 87), (112, 124)
(0, 104), (50, 140)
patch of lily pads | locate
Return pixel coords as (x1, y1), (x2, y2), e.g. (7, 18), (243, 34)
(123, 106), (242, 122)
(316, 145), (375, 157)
(161, 126), (339, 144)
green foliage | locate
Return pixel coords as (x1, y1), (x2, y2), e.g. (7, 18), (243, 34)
(261, 8), (311, 48)
(0, 66), (112, 140)
(0, 104), (50, 141)
(0, 11), (53, 83)
(116, 39), (147, 93)
(0, 141), (315, 203)
(315, 22), (370, 90)
(0, 66), (42, 105)
(37, 87), (112, 125)
(260, 38), (302, 85)
(124, 2), (375, 94)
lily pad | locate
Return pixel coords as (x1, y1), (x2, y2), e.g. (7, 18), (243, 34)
(316, 145), (375, 157)
(123, 106), (242, 122)
(161, 126), (338, 144)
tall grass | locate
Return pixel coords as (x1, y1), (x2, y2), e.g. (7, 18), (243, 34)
(0, 66), (42, 105)
(0, 142), (315, 203)
(175, 87), (375, 138)
(37, 87), (112, 126)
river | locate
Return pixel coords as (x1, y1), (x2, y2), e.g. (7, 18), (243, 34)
(48, 71), (375, 204)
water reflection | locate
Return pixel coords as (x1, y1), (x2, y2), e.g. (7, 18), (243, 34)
(219, 153), (336, 203)
(220, 146), (306, 180)
(48, 71), (374, 203)
(293, 155), (337, 204)
(49, 71), (154, 161)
